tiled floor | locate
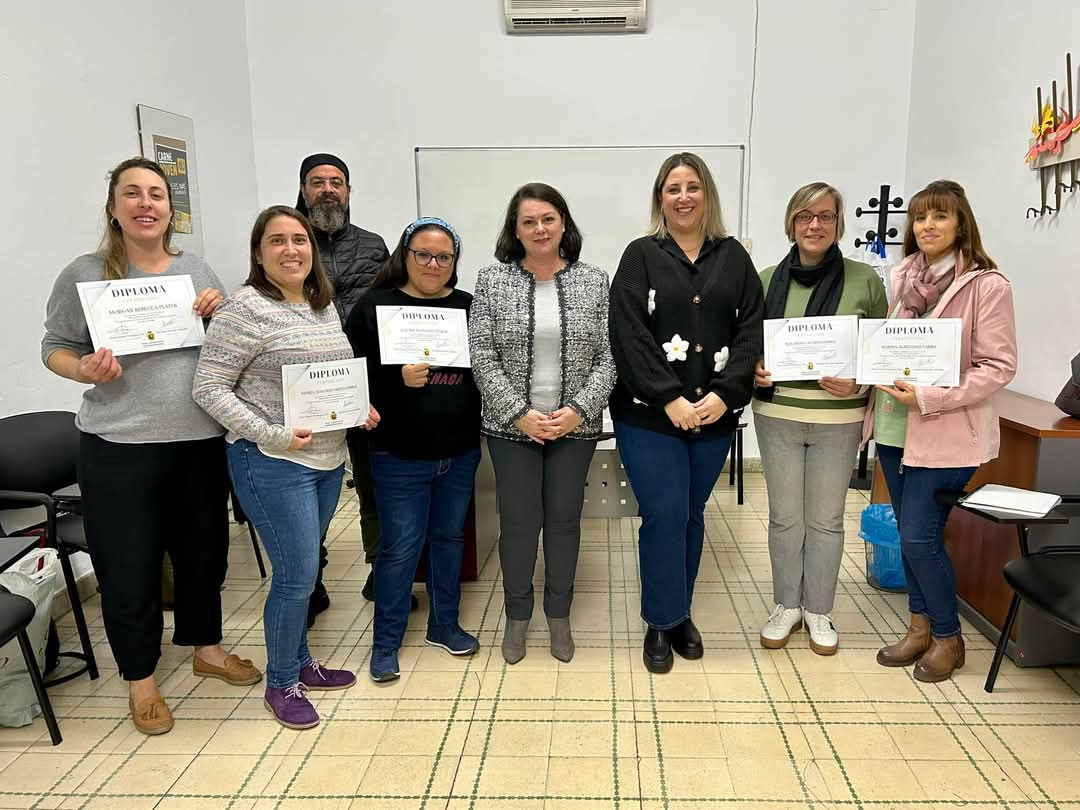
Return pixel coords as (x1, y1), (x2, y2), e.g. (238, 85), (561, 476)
(2, 472), (1080, 809)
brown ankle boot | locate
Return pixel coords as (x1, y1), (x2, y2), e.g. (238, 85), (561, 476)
(876, 614), (931, 667)
(913, 634), (965, 682)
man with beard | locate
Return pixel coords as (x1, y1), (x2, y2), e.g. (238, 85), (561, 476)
(294, 153), (414, 625)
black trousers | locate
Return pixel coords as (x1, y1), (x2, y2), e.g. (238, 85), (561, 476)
(487, 437), (597, 621)
(78, 432), (230, 681)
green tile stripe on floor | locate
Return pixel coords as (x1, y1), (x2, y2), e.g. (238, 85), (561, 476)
(707, 505), (816, 808)
(606, 515), (623, 806)
(420, 559), (502, 810)
(720, 506), (862, 808)
(269, 563), (376, 809)
(835, 576), (1014, 809)
(466, 658), (508, 807)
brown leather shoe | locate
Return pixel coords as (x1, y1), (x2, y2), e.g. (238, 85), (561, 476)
(913, 633), (965, 683)
(876, 614), (931, 667)
(129, 695), (174, 735)
(193, 653), (263, 686)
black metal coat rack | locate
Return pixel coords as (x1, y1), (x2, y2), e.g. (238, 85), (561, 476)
(850, 184), (906, 491)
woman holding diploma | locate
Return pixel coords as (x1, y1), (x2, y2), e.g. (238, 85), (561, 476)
(470, 183), (616, 665)
(193, 205), (377, 729)
(609, 153), (763, 673)
(42, 157), (258, 737)
(345, 217), (482, 682)
(866, 180), (1016, 682)
(753, 182), (887, 655)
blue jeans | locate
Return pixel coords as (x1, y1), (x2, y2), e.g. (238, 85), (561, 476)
(370, 446), (482, 651)
(227, 440), (344, 688)
(614, 421), (734, 629)
(875, 444), (975, 638)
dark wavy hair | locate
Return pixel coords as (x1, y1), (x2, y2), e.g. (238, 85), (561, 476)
(372, 222), (460, 290)
(246, 205), (334, 309)
(903, 180), (996, 271)
(494, 182), (582, 264)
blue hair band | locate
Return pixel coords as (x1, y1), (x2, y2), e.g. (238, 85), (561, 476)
(404, 216), (460, 254)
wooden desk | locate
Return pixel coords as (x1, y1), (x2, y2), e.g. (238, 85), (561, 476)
(871, 389), (1080, 666)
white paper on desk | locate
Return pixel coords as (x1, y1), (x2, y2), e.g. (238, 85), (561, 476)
(962, 484), (1062, 517)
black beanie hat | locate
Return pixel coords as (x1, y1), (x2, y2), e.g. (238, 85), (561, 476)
(296, 153), (350, 216)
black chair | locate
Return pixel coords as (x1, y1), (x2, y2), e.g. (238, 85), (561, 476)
(727, 418), (748, 505)
(983, 497), (1080, 693)
(0, 412), (98, 686)
(942, 491), (1080, 693)
(229, 487), (267, 579)
(0, 586), (62, 745)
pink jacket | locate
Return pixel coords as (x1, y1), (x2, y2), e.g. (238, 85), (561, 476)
(861, 252), (1017, 468)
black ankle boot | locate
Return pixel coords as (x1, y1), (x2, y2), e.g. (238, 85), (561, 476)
(670, 617), (703, 659)
(643, 627), (673, 673)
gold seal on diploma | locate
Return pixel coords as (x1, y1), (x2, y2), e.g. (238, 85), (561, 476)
(807, 361), (815, 370)
(146, 331), (155, 340)
(903, 367), (911, 376)
(423, 347), (431, 357)
(330, 410), (337, 421)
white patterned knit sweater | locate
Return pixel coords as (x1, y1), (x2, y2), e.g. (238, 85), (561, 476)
(193, 285), (353, 470)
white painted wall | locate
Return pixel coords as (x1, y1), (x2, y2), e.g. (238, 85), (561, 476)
(905, 0), (1080, 402)
(1, 0), (259, 420)
(245, 0), (918, 456)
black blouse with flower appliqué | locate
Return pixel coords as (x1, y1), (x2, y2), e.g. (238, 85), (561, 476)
(608, 235), (764, 438)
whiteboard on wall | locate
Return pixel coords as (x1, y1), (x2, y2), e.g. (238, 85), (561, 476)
(415, 145), (745, 293)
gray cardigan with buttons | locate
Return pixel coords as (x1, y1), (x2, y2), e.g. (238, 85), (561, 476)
(468, 260), (617, 441)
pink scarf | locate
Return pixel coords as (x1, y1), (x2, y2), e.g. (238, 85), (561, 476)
(897, 252), (959, 318)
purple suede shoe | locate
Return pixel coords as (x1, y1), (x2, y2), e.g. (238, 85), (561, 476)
(299, 659), (357, 691)
(263, 683), (319, 730)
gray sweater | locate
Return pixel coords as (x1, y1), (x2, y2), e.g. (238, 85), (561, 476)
(41, 252), (226, 443)
(469, 260), (616, 441)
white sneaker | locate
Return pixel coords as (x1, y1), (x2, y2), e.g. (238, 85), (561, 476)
(804, 610), (839, 656)
(760, 604), (803, 649)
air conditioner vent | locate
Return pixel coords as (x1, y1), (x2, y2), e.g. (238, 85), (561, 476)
(504, 0), (646, 34)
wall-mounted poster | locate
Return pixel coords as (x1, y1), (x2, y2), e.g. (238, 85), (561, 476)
(151, 135), (193, 234)
(136, 105), (203, 255)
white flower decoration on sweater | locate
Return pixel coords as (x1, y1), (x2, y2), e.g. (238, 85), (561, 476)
(714, 346), (729, 372)
(648, 289), (656, 315)
(663, 333), (690, 362)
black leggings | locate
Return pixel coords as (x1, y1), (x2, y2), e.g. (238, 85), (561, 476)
(78, 433), (230, 680)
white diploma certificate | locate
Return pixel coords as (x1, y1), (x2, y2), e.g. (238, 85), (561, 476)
(856, 318), (962, 387)
(76, 275), (204, 356)
(281, 358), (369, 434)
(763, 315), (858, 381)
(375, 306), (470, 367)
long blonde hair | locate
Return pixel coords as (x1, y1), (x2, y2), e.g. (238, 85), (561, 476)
(98, 157), (179, 280)
(648, 152), (728, 240)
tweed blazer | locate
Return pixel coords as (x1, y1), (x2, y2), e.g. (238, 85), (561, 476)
(469, 260), (616, 441)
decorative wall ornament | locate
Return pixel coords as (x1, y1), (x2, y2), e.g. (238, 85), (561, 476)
(1025, 52), (1079, 218)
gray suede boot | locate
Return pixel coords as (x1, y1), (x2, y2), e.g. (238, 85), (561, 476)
(547, 616), (574, 662)
(501, 619), (529, 664)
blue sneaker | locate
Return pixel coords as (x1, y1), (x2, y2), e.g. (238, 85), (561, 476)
(370, 647), (400, 683)
(425, 623), (480, 656)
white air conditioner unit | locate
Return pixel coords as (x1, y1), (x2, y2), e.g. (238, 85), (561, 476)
(504, 0), (647, 34)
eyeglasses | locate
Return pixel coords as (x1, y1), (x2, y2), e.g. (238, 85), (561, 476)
(794, 211), (838, 225)
(408, 249), (455, 268)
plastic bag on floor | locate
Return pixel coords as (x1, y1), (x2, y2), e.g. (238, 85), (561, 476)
(0, 548), (59, 727)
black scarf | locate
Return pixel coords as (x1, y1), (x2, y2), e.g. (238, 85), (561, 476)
(756, 242), (845, 401)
